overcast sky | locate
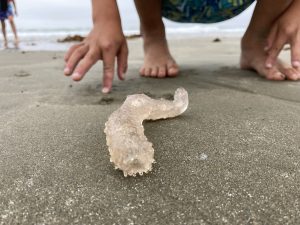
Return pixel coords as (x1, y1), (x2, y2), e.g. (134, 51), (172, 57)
(15, 0), (254, 32)
(15, 0), (138, 31)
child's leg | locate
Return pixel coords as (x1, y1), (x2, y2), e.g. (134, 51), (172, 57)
(8, 16), (19, 48)
(241, 0), (299, 80)
(1, 20), (7, 48)
(134, 0), (178, 78)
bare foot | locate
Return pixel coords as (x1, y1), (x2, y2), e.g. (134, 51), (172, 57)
(140, 27), (179, 78)
(241, 36), (300, 81)
(3, 40), (8, 49)
(14, 38), (19, 49)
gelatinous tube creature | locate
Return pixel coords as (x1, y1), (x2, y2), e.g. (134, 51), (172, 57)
(104, 88), (189, 177)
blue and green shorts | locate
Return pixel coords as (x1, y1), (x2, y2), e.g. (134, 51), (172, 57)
(162, 0), (255, 23)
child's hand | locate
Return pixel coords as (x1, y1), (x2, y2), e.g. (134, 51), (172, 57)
(265, 3), (300, 70)
(64, 26), (128, 93)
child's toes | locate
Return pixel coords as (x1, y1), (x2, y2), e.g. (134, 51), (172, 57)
(292, 67), (300, 80)
(280, 67), (299, 81)
(264, 68), (285, 81)
(158, 66), (167, 78)
(267, 71), (285, 81)
(295, 68), (300, 80)
(144, 68), (152, 77)
(150, 67), (159, 77)
(139, 67), (145, 76)
(167, 66), (179, 77)
(167, 61), (179, 77)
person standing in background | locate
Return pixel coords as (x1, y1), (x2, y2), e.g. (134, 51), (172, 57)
(0, 0), (19, 49)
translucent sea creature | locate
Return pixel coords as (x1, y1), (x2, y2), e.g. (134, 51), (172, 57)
(104, 88), (189, 177)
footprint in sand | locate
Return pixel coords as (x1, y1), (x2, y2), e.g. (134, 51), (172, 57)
(98, 97), (114, 105)
(14, 71), (31, 78)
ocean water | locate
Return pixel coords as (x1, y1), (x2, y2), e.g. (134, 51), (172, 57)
(2, 0), (255, 51)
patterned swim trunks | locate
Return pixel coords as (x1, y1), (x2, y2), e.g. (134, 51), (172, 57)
(162, 0), (255, 23)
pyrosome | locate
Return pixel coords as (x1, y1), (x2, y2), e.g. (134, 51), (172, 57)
(104, 88), (189, 177)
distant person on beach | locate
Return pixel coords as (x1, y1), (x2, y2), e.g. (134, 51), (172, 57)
(64, 0), (300, 93)
(0, 0), (19, 48)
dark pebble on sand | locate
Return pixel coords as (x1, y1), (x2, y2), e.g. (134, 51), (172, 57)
(213, 38), (221, 42)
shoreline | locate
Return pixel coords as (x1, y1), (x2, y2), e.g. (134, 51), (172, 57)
(1, 26), (247, 51)
(2, 33), (245, 52)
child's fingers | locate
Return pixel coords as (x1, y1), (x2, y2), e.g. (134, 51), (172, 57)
(65, 45), (89, 76)
(265, 25), (278, 51)
(117, 43), (129, 80)
(291, 37), (300, 68)
(265, 34), (286, 68)
(102, 51), (116, 94)
(64, 43), (84, 63)
(71, 51), (100, 81)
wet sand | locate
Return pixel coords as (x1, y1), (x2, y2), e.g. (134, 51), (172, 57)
(0, 37), (300, 224)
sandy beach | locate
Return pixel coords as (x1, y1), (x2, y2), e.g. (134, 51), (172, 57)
(1, 37), (300, 224)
